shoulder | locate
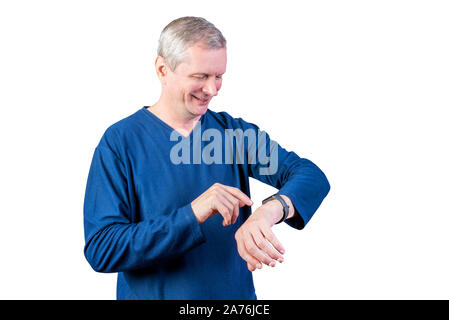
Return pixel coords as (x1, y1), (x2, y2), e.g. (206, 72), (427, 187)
(97, 107), (146, 153)
(108, 107), (145, 133)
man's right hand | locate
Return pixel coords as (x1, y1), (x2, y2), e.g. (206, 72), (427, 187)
(191, 183), (253, 226)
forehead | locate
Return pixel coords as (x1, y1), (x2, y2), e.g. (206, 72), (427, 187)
(177, 44), (227, 75)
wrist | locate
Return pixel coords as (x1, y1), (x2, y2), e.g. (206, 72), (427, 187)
(261, 194), (294, 226)
(260, 200), (284, 226)
(190, 201), (204, 224)
(278, 195), (294, 219)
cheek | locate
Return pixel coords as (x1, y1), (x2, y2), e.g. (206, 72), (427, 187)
(188, 83), (203, 94)
(166, 81), (181, 96)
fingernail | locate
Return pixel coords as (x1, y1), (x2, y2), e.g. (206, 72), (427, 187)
(257, 264), (262, 269)
(280, 249), (285, 254)
(269, 261), (276, 267)
(278, 257), (284, 263)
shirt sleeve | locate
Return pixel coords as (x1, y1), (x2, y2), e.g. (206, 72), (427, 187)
(244, 122), (331, 230)
(83, 145), (205, 273)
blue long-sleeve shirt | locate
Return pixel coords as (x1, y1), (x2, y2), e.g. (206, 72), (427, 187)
(83, 106), (330, 299)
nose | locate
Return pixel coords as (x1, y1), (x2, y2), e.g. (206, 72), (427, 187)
(202, 77), (218, 97)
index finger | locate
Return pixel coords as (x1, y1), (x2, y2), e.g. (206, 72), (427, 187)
(222, 186), (253, 206)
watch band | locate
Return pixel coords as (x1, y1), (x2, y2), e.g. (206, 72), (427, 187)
(262, 194), (289, 224)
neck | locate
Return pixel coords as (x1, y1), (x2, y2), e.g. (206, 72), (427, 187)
(146, 98), (202, 137)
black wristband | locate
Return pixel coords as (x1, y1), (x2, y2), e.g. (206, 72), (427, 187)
(262, 194), (289, 224)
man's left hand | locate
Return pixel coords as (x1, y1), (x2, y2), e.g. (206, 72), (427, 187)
(234, 200), (286, 271)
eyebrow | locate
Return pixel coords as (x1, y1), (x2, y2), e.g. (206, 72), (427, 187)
(191, 72), (225, 77)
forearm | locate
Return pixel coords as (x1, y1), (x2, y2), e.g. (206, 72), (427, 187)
(276, 155), (330, 228)
(84, 204), (205, 273)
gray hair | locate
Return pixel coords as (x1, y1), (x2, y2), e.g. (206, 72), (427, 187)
(157, 16), (227, 71)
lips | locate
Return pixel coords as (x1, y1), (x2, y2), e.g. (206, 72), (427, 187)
(191, 94), (210, 104)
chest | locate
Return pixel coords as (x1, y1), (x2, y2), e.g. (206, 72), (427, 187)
(128, 137), (245, 220)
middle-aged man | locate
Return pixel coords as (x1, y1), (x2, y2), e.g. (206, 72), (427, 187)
(83, 16), (330, 300)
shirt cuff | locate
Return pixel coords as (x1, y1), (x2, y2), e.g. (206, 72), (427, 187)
(177, 202), (206, 246)
(277, 191), (305, 230)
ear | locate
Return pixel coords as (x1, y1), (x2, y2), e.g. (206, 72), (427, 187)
(155, 56), (169, 85)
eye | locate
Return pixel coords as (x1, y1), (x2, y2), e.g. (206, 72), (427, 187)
(194, 74), (208, 80)
(216, 75), (223, 79)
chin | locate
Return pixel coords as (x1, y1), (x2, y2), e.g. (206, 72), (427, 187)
(189, 103), (209, 116)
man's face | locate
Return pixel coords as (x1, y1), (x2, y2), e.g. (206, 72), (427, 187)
(164, 44), (227, 117)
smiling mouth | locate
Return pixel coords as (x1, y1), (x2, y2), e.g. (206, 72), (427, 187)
(191, 94), (210, 103)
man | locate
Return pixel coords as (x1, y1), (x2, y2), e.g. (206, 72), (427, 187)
(83, 16), (330, 300)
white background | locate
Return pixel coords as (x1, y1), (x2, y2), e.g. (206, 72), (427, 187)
(0, 0), (448, 299)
